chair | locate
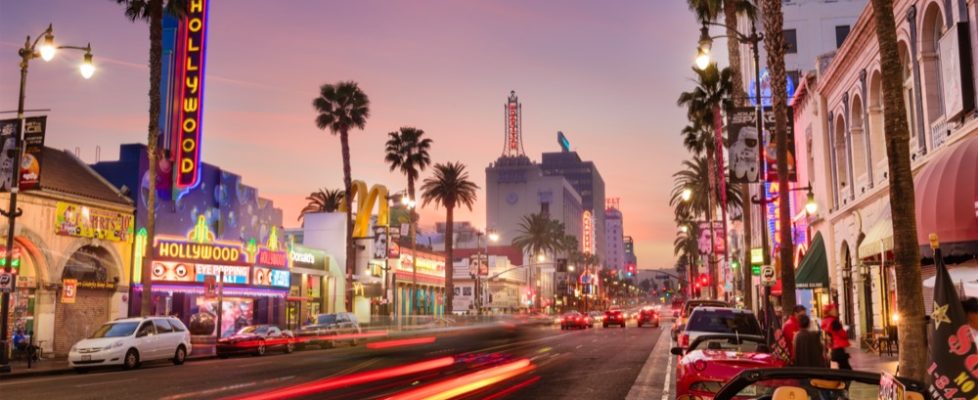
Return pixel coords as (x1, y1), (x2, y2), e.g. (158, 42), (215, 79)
(878, 326), (898, 357)
(772, 386), (809, 400)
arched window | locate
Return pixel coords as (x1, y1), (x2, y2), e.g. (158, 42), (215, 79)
(850, 95), (868, 193)
(834, 114), (850, 203)
(868, 71), (886, 183)
(899, 42), (918, 155)
(920, 3), (946, 125)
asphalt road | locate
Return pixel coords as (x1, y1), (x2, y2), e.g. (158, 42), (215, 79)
(0, 321), (665, 400)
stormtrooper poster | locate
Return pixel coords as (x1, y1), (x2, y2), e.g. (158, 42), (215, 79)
(0, 119), (19, 192)
(727, 108), (760, 183)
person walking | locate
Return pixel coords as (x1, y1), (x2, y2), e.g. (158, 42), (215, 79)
(782, 305), (806, 360)
(821, 304), (851, 370)
(793, 314), (827, 367)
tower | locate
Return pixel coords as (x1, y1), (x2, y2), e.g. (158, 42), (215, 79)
(503, 91), (525, 157)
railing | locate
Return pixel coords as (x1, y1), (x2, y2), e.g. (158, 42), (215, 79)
(930, 117), (954, 151)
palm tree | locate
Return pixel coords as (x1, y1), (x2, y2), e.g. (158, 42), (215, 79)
(113, 0), (188, 316)
(313, 81), (370, 311)
(420, 162), (479, 315)
(512, 214), (565, 259)
(760, 0), (796, 312)
(869, 0), (925, 381)
(385, 127), (433, 310)
(298, 188), (344, 222)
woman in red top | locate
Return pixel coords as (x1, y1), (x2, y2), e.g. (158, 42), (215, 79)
(821, 304), (851, 370)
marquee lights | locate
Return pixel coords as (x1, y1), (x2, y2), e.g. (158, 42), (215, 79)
(173, 0), (210, 191)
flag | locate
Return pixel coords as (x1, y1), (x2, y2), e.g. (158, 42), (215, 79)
(927, 235), (978, 400)
(765, 297), (791, 362)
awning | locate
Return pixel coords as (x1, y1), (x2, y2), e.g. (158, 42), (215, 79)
(796, 232), (830, 289)
(858, 206), (893, 259)
(915, 134), (978, 258)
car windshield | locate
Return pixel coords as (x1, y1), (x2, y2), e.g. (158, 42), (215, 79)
(728, 377), (907, 399)
(90, 321), (140, 338)
(316, 314), (337, 325)
(689, 337), (766, 353)
(686, 311), (762, 335)
(237, 326), (269, 335)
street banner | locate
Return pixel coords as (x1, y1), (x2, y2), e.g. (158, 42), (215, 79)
(764, 297), (791, 362)
(0, 118), (20, 192)
(727, 107), (760, 183)
(763, 106), (797, 182)
(697, 221), (725, 256)
(373, 226), (389, 260)
(62, 278), (78, 304)
(927, 235), (978, 400)
(19, 116), (46, 191)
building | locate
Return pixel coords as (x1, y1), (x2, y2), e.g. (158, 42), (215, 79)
(1, 147), (135, 356)
(540, 142), (607, 261)
(791, 0), (978, 341)
(604, 205), (626, 271)
(624, 236), (637, 266)
(452, 247), (527, 313)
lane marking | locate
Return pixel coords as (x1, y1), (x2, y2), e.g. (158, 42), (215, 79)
(661, 352), (672, 400)
(75, 377), (137, 387)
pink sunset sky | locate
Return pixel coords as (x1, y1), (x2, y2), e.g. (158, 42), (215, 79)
(0, 0), (729, 269)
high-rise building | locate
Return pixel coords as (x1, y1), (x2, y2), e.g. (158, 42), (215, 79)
(540, 132), (606, 262)
(624, 236), (637, 266)
(604, 201), (625, 271)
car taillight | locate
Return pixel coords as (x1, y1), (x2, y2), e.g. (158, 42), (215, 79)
(679, 333), (689, 348)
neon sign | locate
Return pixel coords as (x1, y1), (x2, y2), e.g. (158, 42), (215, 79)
(253, 267), (290, 288)
(582, 210), (593, 254)
(173, 0), (210, 191)
(257, 249), (288, 268)
(156, 239), (245, 265)
(195, 264), (249, 284)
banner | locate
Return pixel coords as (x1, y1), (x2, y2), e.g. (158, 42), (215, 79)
(61, 279), (78, 304)
(763, 106), (797, 182)
(727, 107), (760, 183)
(0, 119), (20, 192)
(697, 221), (726, 256)
(55, 202), (135, 243)
(879, 371), (906, 400)
(19, 116), (46, 191)
(927, 241), (978, 399)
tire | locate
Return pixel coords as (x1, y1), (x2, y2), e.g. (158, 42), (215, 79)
(74, 367), (89, 374)
(172, 345), (187, 365)
(285, 341), (295, 354)
(123, 349), (140, 370)
(218, 354), (229, 359)
(255, 340), (266, 356)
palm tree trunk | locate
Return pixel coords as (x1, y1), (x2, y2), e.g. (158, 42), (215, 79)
(706, 150), (718, 299)
(408, 177), (418, 314)
(761, 0), (796, 313)
(340, 128), (354, 312)
(723, 0), (746, 103)
(740, 183), (752, 310)
(869, 0), (925, 381)
(444, 205), (455, 315)
(140, 0), (163, 317)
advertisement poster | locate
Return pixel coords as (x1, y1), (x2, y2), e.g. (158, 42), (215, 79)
(0, 119), (19, 192)
(19, 116), (46, 191)
(61, 279), (77, 304)
(195, 297), (253, 338)
(763, 106), (797, 182)
(879, 371), (905, 400)
(55, 202), (135, 243)
(727, 108), (760, 183)
(697, 221), (726, 256)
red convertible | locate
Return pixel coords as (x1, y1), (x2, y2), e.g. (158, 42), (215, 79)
(670, 334), (785, 399)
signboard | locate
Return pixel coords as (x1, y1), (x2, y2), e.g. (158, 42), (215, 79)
(760, 265), (776, 286)
(0, 119), (20, 192)
(195, 264), (249, 284)
(0, 272), (13, 293)
(505, 91), (521, 155)
(727, 108), (760, 183)
(172, 0), (210, 191)
(204, 275), (216, 298)
(61, 278), (78, 303)
(252, 267), (289, 288)
(939, 23), (975, 120)
(557, 131), (571, 152)
(697, 221), (726, 255)
(155, 239), (246, 265)
(763, 107), (797, 182)
(750, 248), (764, 265)
(879, 371), (905, 400)
(76, 280), (117, 290)
(152, 261), (195, 282)
(582, 210), (594, 255)
(256, 249), (288, 268)
(751, 265), (762, 276)
(55, 202), (135, 243)
(19, 116), (46, 190)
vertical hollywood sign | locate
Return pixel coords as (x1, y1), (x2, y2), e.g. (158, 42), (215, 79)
(175, 0), (209, 190)
(582, 210), (593, 254)
(507, 101), (518, 151)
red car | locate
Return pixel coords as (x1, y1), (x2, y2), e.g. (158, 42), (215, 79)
(559, 311), (590, 330)
(637, 307), (660, 328)
(670, 334), (785, 399)
(602, 309), (626, 328)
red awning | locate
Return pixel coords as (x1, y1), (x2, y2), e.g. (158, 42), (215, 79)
(915, 135), (978, 251)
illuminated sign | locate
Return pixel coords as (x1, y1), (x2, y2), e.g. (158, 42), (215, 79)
(750, 248), (764, 265)
(253, 267), (290, 288)
(582, 210), (594, 255)
(557, 131), (570, 152)
(504, 91), (522, 156)
(257, 249), (288, 268)
(152, 261), (195, 282)
(172, 0), (210, 191)
(291, 251), (315, 264)
(156, 239), (245, 265)
(195, 264), (249, 284)
(55, 202), (134, 243)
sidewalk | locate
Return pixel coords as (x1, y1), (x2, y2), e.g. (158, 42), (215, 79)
(0, 345), (217, 380)
(847, 345), (897, 374)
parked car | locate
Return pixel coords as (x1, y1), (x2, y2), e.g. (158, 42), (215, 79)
(676, 307), (763, 350)
(603, 309), (626, 328)
(671, 299), (729, 341)
(636, 307), (660, 328)
(715, 367), (929, 400)
(559, 311), (589, 330)
(69, 316), (192, 372)
(297, 312), (362, 348)
(217, 324), (295, 358)
(671, 334), (785, 399)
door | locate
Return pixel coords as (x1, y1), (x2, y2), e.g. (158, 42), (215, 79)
(153, 319), (177, 358)
(134, 321), (159, 360)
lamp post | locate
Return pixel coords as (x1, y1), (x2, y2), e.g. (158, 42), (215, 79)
(472, 228), (498, 316)
(1, 24), (94, 374)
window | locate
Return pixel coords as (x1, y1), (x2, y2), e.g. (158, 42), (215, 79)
(137, 322), (156, 337)
(168, 318), (187, 332)
(153, 319), (173, 333)
(783, 29), (798, 54)
(463, 287), (472, 296)
(835, 25), (851, 48)
(540, 202), (550, 216)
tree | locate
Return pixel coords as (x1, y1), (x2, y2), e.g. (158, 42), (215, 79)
(760, 0), (796, 312)
(313, 81), (370, 311)
(385, 127), (433, 311)
(113, 0), (188, 316)
(669, 157), (743, 237)
(869, 0), (926, 381)
(298, 188), (344, 222)
(420, 162), (479, 315)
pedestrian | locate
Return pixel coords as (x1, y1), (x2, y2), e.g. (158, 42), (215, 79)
(782, 305), (806, 359)
(821, 303), (851, 370)
(961, 297), (978, 345)
(793, 315), (827, 367)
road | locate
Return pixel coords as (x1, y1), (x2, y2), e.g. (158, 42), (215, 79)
(0, 321), (666, 399)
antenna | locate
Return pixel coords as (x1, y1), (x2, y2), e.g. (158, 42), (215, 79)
(95, 145), (101, 162)
(74, 147), (80, 158)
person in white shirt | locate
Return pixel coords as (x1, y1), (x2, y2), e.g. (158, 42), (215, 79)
(962, 298), (978, 345)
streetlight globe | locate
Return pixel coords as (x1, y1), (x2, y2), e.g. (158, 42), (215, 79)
(568, 265), (575, 272)
(39, 33), (57, 62)
(805, 189), (818, 215)
(488, 231), (499, 243)
(681, 188), (692, 202)
(694, 48), (711, 71)
(79, 52), (95, 79)
(679, 225), (689, 233)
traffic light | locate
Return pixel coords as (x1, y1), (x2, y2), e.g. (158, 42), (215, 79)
(626, 263), (636, 277)
(699, 273), (709, 287)
(731, 259), (740, 269)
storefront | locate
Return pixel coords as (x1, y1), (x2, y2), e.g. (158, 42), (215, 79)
(392, 248), (445, 316)
(284, 243), (342, 330)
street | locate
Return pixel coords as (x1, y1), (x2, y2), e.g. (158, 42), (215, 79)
(0, 322), (666, 400)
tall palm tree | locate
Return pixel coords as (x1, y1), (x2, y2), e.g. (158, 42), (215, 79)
(512, 213), (568, 310)
(385, 127), (433, 310)
(113, 0), (188, 316)
(760, 0), (796, 312)
(869, 0), (925, 381)
(313, 81), (370, 311)
(420, 162), (478, 315)
(298, 188), (344, 222)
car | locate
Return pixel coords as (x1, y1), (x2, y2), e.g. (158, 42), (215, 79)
(676, 307), (763, 350)
(636, 307), (660, 328)
(69, 316), (192, 372)
(714, 367), (929, 400)
(217, 325), (295, 358)
(297, 312), (362, 348)
(588, 311), (604, 325)
(559, 311), (589, 330)
(602, 309), (626, 328)
(672, 299), (729, 341)
(671, 334), (785, 399)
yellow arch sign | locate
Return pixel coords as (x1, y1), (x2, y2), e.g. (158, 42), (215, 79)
(339, 180), (389, 238)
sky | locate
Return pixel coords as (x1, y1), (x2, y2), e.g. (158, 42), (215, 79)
(0, 0), (729, 270)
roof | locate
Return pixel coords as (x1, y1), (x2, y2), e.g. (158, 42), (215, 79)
(40, 148), (132, 206)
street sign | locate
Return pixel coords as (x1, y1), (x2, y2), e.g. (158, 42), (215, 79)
(0, 272), (13, 293)
(760, 265), (776, 286)
(62, 278), (78, 303)
(750, 248), (764, 265)
(751, 265), (761, 276)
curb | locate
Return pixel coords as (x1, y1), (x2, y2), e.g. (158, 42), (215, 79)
(0, 355), (217, 381)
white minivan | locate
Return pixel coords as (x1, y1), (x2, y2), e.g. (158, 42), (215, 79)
(69, 316), (192, 372)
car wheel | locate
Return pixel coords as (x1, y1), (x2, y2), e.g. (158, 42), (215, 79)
(218, 354), (229, 359)
(255, 340), (266, 356)
(123, 349), (140, 370)
(74, 367), (89, 374)
(172, 345), (187, 365)
(285, 341), (295, 354)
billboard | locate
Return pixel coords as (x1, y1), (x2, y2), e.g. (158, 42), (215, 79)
(727, 108), (760, 183)
(763, 106), (797, 182)
(55, 202), (135, 242)
(697, 221), (726, 256)
(0, 119), (19, 192)
(20, 116), (46, 190)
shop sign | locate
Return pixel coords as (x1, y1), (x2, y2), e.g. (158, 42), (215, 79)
(256, 249), (288, 268)
(61, 278), (77, 303)
(172, 0), (210, 191)
(152, 261), (196, 282)
(582, 210), (593, 255)
(253, 267), (289, 288)
(76, 280), (117, 290)
(291, 250), (315, 265)
(16, 275), (35, 289)
(289, 245), (328, 270)
(55, 202), (134, 243)
(156, 239), (245, 265)
(195, 264), (249, 284)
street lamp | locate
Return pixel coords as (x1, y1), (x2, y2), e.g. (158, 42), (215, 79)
(1, 24), (94, 374)
(537, 254), (546, 263)
(804, 187), (818, 215)
(680, 187), (692, 202)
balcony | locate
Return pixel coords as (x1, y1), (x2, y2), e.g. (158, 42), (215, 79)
(930, 117), (955, 151)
